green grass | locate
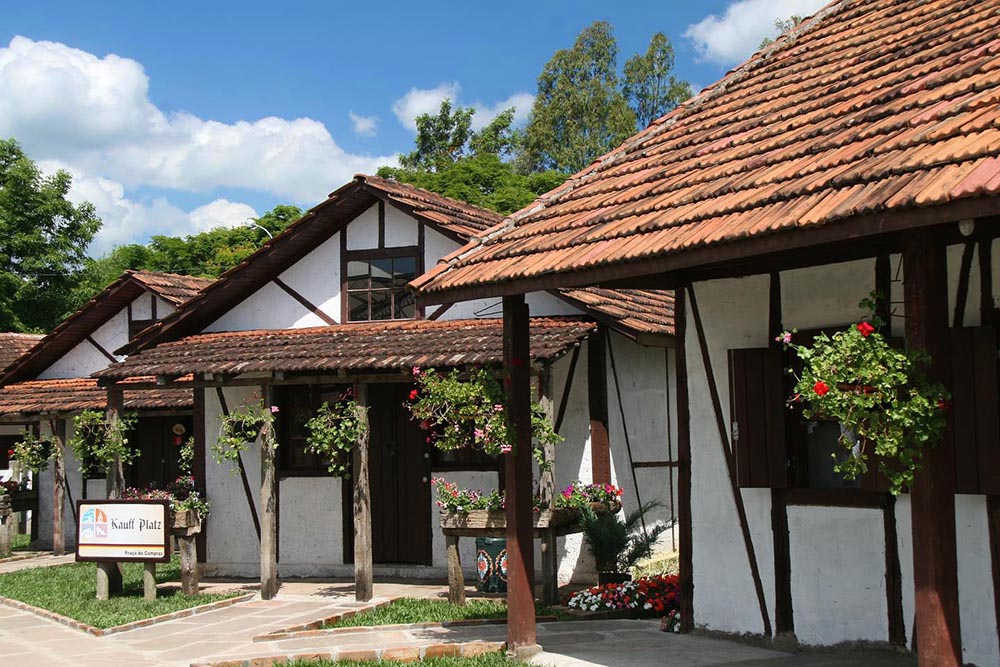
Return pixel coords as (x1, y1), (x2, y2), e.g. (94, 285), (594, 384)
(10, 533), (31, 551)
(0, 555), (241, 628)
(285, 654), (510, 666)
(325, 597), (571, 629)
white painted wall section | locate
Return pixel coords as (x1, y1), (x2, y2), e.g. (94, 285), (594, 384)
(955, 495), (998, 667)
(205, 281), (324, 332)
(277, 232), (341, 324)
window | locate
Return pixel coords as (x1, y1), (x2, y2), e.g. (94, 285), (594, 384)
(345, 255), (417, 322)
(278, 385), (350, 474)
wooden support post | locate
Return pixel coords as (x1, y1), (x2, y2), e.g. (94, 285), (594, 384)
(100, 387), (124, 597)
(51, 420), (65, 557)
(260, 385), (279, 600)
(179, 535), (200, 595)
(903, 233), (962, 667)
(674, 286), (694, 633)
(143, 563), (157, 601)
(446, 534), (465, 605)
(0, 496), (10, 558)
(353, 382), (373, 602)
(9, 460), (20, 535)
(588, 327), (612, 485)
(503, 295), (540, 657)
(538, 364), (558, 606)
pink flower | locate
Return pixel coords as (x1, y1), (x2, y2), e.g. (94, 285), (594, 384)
(474, 428), (485, 439)
(775, 331), (792, 345)
(412, 366), (421, 376)
(500, 443), (512, 454)
(419, 420), (431, 430)
(269, 405), (280, 413)
(494, 404), (504, 412)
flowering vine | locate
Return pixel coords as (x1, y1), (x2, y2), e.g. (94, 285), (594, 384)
(777, 294), (948, 494)
(304, 390), (367, 478)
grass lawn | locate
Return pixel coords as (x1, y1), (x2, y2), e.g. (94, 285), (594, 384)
(10, 533), (31, 551)
(0, 556), (241, 628)
(286, 655), (509, 666)
(324, 597), (572, 629)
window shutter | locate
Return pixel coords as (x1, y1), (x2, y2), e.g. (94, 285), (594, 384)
(729, 347), (788, 488)
(951, 326), (1000, 494)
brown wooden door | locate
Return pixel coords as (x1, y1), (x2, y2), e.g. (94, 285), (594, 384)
(359, 384), (432, 565)
(127, 416), (192, 490)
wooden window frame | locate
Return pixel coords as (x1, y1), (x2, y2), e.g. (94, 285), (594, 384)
(343, 249), (421, 323)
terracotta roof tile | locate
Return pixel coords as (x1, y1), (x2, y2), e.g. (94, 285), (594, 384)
(0, 377), (192, 416)
(0, 333), (42, 374)
(128, 271), (214, 305)
(361, 175), (503, 235)
(96, 317), (596, 380)
(411, 0), (1000, 298)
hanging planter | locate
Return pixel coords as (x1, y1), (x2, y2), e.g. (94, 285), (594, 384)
(777, 294), (949, 494)
(303, 390), (367, 478)
(214, 399), (279, 471)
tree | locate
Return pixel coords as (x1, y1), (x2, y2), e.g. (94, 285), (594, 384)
(399, 101), (519, 172)
(759, 15), (804, 49)
(623, 33), (693, 129)
(517, 22), (637, 174)
(0, 138), (101, 332)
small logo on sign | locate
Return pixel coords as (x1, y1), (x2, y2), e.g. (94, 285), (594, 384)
(81, 507), (108, 539)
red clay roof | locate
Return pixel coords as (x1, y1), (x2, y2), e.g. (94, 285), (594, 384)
(362, 175), (503, 236)
(412, 0), (1000, 300)
(96, 317), (596, 380)
(557, 289), (674, 337)
(0, 333), (42, 373)
(1, 271), (211, 385)
(128, 271), (214, 306)
(0, 377), (192, 416)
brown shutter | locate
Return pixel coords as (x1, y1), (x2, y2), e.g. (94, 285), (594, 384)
(729, 348), (788, 488)
(951, 326), (1000, 494)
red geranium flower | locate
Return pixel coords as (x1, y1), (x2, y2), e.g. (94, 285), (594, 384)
(409, 389), (419, 401)
(813, 381), (830, 397)
(857, 321), (876, 337)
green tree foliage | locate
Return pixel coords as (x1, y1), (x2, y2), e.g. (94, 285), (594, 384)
(0, 138), (101, 333)
(623, 33), (693, 129)
(399, 101), (518, 172)
(759, 15), (804, 49)
(517, 22), (638, 174)
(68, 205), (302, 315)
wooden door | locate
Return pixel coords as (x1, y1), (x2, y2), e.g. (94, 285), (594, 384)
(127, 416), (192, 490)
(349, 383), (431, 565)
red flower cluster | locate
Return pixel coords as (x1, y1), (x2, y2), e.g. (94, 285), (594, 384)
(813, 381), (830, 396)
(566, 574), (680, 618)
(857, 321), (876, 337)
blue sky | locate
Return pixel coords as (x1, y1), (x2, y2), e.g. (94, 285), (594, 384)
(0, 0), (826, 254)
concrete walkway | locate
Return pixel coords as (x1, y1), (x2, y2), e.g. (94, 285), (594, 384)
(0, 555), (917, 667)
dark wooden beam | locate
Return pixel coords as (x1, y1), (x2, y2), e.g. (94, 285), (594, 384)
(875, 255), (893, 332)
(884, 495), (906, 648)
(273, 277), (337, 325)
(688, 284), (772, 637)
(193, 385), (207, 563)
(952, 241), (975, 327)
(503, 294), (539, 657)
(553, 344), (580, 434)
(979, 239), (994, 327)
(771, 488), (793, 637)
(259, 384), (279, 600)
(903, 232), (962, 667)
(87, 336), (119, 365)
(353, 382), (373, 601)
(588, 327), (612, 485)
(987, 495), (1000, 662)
(427, 302), (454, 321)
(674, 285), (694, 633)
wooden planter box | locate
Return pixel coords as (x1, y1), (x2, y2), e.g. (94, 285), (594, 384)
(170, 509), (202, 537)
(439, 501), (620, 531)
(10, 490), (37, 513)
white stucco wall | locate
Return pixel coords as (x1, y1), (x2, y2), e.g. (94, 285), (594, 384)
(687, 248), (999, 659)
(39, 308), (128, 379)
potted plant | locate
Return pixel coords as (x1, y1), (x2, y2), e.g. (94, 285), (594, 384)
(579, 500), (667, 585)
(214, 399), (279, 472)
(68, 409), (139, 487)
(776, 293), (949, 494)
(303, 390), (367, 478)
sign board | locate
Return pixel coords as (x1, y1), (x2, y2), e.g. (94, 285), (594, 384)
(75, 499), (171, 563)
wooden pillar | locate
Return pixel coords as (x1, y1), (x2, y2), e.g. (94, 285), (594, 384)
(99, 387), (124, 598)
(193, 384), (208, 563)
(143, 563), (157, 601)
(0, 495), (10, 557)
(503, 295), (539, 657)
(588, 327), (611, 485)
(52, 439), (66, 557)
(259, 385), (279, 600)
(903, 233), (962, 667)
(674, 285), (694, 633)
(446, 534), (465, 605)
(538, 364), (558, 606)
(353, 382), (373, 602)
(179, 535), (200, 595)
(9, 460), (20, 535)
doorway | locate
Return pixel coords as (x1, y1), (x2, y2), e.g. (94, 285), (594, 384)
(127, 415), (193, 490)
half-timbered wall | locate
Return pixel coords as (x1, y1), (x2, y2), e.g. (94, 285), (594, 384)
(685, 244), (999, 666)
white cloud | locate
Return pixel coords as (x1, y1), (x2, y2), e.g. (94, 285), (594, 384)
(0, 36), (397, 206)
(392, 81), (534, 133)
(684, 0), (828, 65)
(38, 160), (258, 256)
(348, 111), (378, 137)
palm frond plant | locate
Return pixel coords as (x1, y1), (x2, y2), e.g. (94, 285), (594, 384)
(579, 500), (667, 585)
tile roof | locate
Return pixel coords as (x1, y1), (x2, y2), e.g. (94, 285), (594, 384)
(96, 317), (596, 380)
(0, 377), (192, 416)
(1, 271), (211, 384)
(412, 0), (1000, 300)
(556, 289), (674, 337)
(362, 175), (503, 236)
(128, 271), (214, 305)
(0, 333), (42, 373)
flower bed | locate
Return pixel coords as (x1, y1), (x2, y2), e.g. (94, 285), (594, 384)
(567, 574), (680, 624)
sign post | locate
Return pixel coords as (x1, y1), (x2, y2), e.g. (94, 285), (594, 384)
(76, 499), (170, 600)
